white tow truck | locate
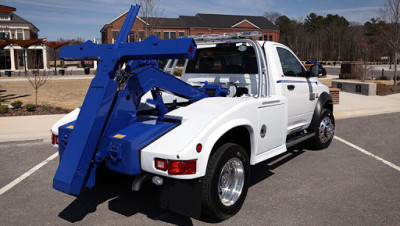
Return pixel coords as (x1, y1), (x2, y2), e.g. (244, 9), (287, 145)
(51, 32), (335, 220)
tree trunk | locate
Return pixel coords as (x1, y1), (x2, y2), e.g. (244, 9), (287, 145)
(54, 49), (57, 76)
(395, 51), (398, 91)
(35, 89), (38, 106)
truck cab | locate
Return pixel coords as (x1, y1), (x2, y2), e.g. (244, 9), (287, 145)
(165, 34), (331, 135)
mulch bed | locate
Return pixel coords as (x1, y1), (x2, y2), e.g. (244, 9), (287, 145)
(0, 106), (71, 117)
(376, 84), (400, 96)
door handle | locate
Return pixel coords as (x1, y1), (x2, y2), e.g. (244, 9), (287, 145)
(287, 85), (295, 91)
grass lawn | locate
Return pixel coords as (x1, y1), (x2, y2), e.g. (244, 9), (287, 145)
(1, 76), (398, 111)
(0, 77), (92, 109)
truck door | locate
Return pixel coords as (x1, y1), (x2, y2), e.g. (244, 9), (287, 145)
(256, 98), (287, 155)
(275, 46), (315, 131)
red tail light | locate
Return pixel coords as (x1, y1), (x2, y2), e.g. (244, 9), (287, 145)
(168, 160), (196, 175)
(51, 134), (59, 145)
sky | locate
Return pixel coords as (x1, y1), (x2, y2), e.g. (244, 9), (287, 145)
(2, 0), (387, 41)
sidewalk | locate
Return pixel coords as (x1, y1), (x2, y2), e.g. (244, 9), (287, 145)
(334, 92), (400, 119)
(0, 114), (66, 142)
(1, 92), (400, 142)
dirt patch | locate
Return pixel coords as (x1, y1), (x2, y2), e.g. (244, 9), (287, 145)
(376, 83), (400, 96)
(0, 77), (92, 109)
(0, 105), (71, 117)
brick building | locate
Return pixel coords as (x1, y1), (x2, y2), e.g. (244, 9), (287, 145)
(0, 5), (49, 71)
(101, 11), (279, 44)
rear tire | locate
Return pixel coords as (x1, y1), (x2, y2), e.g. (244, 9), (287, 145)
(202, 143), (250, 220)
(308, 109), (335, 150)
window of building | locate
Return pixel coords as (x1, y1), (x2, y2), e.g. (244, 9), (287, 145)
(163, 32), (170, 39)
(139, 31), (145, 41)
(128, 31), (135, 42)
(0, 49), (11, 69)
(263, 35), (268, 41)
(154, 32), (161, 38)
(0, 28), (10, 39)
(276, 47), (304, 77)
(16, 28), (23, 40)
(102, 32), (107, 44)
(269, 35), (273, 41)
(112, 30), (119, 43)
(30, 30), (38, 39)
(170, 32), (176, 39)
(178, 32), (185, 37)
(0, 15), (10, 21)
(259, 36), (262, 41)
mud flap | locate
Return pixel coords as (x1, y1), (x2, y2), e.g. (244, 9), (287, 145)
(159, 178), (203, 219)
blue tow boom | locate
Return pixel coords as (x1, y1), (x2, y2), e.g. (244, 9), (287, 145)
(53, 4), (209, 195)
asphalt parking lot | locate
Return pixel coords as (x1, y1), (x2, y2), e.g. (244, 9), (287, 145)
(0, 113), (399, 225)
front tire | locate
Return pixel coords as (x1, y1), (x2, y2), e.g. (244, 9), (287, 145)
(308, 109), (335, 150)
(202, 143), (250, 220)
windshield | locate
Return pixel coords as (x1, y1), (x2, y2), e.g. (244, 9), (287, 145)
(185, 44), (258, 74)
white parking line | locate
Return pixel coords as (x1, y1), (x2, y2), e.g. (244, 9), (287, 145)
(334, 136), (400, 172)
(0, 152), (58, 196)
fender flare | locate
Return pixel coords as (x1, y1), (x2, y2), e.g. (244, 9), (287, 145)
(308, 92), (333, 130)
(197, 119), (255, 176)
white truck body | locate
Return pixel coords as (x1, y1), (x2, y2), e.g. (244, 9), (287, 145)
(52, 40), (329, 179)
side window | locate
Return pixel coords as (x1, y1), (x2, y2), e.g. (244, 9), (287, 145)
(277, 47), (304, 77)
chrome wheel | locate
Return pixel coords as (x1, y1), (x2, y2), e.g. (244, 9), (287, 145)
(218, 157), (245, 207)
(318, 116), (335, 143)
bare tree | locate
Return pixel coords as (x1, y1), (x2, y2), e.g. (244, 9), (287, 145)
(379, 0), (400, 90)
(25, 54), (51, 106)
(352, 26), (375, 81)
(264, 11), (282, 25)
(135, 0), (163, 38)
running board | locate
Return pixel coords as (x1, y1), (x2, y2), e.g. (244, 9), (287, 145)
(286, 132), (315, 148)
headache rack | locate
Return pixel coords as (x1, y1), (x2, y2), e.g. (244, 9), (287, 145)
(180, 31), (262, 42)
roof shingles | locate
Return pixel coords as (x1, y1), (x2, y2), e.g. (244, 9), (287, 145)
(106, 12), (278, 31)
(191, 14), (277, 30)
(0, 13), (39, 31)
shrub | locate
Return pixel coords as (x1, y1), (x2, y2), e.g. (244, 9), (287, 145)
(376, 75), (390, 80)
(339, 73), (361, 79)
(55, 107), (62, 111)
(26, 104), (37, 112)
(376, 83), (389, 95)
(11, 100), (23, 109)
(0, 105), (8, 114)
(173, 70), (182, 77)
(42, 106), (49, 111)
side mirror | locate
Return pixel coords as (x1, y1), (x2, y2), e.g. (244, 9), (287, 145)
(310, 65), (319, 77)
